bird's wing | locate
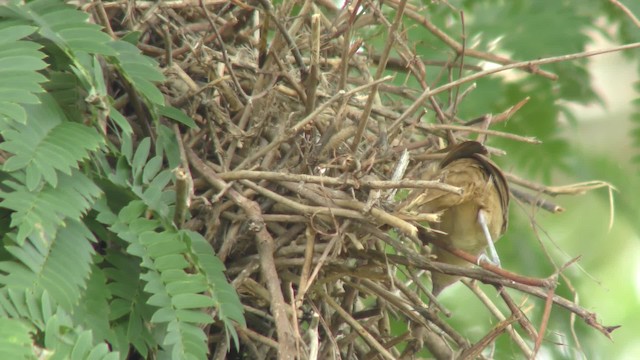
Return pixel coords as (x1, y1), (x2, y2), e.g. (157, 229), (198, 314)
(472, 153), (510, 234)
(399, 141), (509, 232)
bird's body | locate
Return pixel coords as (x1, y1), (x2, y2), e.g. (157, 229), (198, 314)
(403, 141), (509, 296)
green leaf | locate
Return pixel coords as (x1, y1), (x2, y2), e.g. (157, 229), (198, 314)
(0, 220), (96, 311)
(107, 40), (165, 106)
(172, 294), (216, 309)
(0, 93), (103, 190)
(142, 156), (164, 184)
(107, 105), (133, 134)
(0, 317), (36, 360)
(131, 137), (151, 180)
(0, 24), (38, 44)
(183, 230), (245, 346)
(0, 24), (47, 124)
(18, 1), (116, 56)
(0, 170), (102, 244)
(158, 105), (198, 128)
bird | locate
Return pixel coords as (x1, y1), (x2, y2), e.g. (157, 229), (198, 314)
(401, 141), (510, 296)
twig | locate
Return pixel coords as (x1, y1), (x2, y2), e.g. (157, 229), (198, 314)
(320, 292), (397, 360)
(234, 76), (394, 171)
(200, 1), (249, 100)
(510, 187), (565, 214)
(186, 148), (297, 360)
(350, 0), (407, 152)
(256, 0), (308, 79)
(533, 286), (557, 358)
(417, 123), (541, 144)
(390, 42), (640, 132)
(459, 315), (518, 360)
(610, 0), (640, 28)
(464, 280), (533, 357)
(216, 169), (462, 193)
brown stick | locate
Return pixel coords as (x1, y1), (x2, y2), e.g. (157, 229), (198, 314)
(186, 148), (296, 360)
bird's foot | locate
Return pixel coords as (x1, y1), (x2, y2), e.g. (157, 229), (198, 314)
(477, 253), (501, 267)
(477, 210), (502, 267)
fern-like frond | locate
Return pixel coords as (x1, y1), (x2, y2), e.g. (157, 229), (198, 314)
(183, 230), (245, 347)
(0, 287), (119, 359)
(102, 249), (156, 358)
(0, 93), (104, 191)
(0, 0), (115, 57)
(107, 40), (165, 106)
(43, 308), (120, 360)
(107, 201), (227, 359)
(0, 288), (49, 331)
(0, 24), (47, 124)
(0, 317), (36, 359)
(0, 220), (96, 311)
(72, 264), (115, 347)
(106, 39), (199, 132)
(0, 0), (117, 135)
(0, 170), (102, 243)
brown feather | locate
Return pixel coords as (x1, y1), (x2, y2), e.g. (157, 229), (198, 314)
(402, 141), (510, 296)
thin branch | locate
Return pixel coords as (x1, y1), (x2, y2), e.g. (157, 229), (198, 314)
(216, 170), (462, 193)
(390, 42), (640, 132)
(610, 0), (640, 28)
(186, 148), (297, 360)
(417, 123), (541, 144)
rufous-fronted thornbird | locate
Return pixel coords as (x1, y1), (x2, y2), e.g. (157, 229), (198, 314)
(403, 141), (510, 296)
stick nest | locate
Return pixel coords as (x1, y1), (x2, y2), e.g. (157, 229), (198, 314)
(96, 1), (617, 359)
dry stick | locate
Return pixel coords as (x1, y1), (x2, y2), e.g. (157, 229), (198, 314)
(92, 0), (116, 38)
(186, 149), (296, 360)
(350, 0), (407, 152)
(234, 76), (393, 171)
(297, 221), (350, 304)
(274, 180), (419, 237)
(447, 10), (468, 127)
(256, 0), (308, 79)
(239, 326), (280, 350)
(405, 268), (450, 316)
(239, 179), (373, 221)
(304, 14), (321, 114)
(201, 1), (249, 100)
(464, 280), (533, 357)
(363, 0), (451, 138)
(383, 0), (557, 80)
(533, 286), (557, 358)
(296, 226), (316, 307)
(367, 248), (616, 338)
(393, 280), (467, 346)
(459, 315), (519, 360)
(417, 123), (541, 144)
(320, 292), (397, 360)
(610, 0), (640, 28)
(504, 282), (619, 338)
(496, 287), (539, 341)
(506, 173), (613, 196)
(422, 232), (555, 288)
(370, 53), (484, 72)
(217, 169), (462, 192)
(98, 0), (227, 10)
(351, 279), (458, 359)
(390, 42), (640, 133)
(510, 187), (565, 214)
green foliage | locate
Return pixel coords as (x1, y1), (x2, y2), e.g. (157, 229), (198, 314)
(631, 81), (640, 171)
(0, 1), (244, 359)
(0, 317), (36, 359)
(398, 1), (602, 180)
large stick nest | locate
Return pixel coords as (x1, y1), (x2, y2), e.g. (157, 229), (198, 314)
(96, 1), (616, 359)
